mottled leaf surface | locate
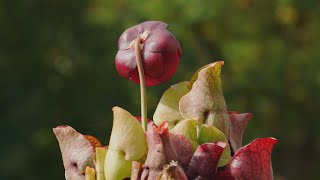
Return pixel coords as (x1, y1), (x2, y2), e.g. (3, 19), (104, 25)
(179, 61), (231, 137)
(230, 138), (278, 180)
(153, 81), (191, 128)
(229, 112), (253, 152)
(53, 126), (95, 180)
(142, 122), (178, 180)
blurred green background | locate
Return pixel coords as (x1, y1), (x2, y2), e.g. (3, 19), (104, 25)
(1, 0), (320, 179)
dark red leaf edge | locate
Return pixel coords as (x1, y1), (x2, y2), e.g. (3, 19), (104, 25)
(228, 112), (253, 152)
(230, 137), (278, 180)
(186, 141), (227, 180)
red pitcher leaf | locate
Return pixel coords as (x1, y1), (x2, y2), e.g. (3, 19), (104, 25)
(53, 126), (95, 180)
(104, 107), (147, 180)
(214, 166), (235, 180)
(157, 161), (188, 180)
(179, 61), (231, 137)
(115, 21), (181, 86)
(142, 122), (178, 179)
(230, 138), (278, 180)
(229, 112), (253, 152)
(186, 142), (227, 180)
(85, 135), (102, 151)
(169, 133), (193, 169)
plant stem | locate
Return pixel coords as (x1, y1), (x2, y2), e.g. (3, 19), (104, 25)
(134, 37), (147, 132)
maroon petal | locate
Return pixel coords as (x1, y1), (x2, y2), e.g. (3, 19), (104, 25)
(187, 142), (227, 179)
(230, 138), (278, 180)
(229, 112), (253, 152)
(115, 49), (136, 78)
(115, 21), (181, 86)
(141, 51), (165, 79)
(144, 28), (180, 53)
(118, 21), (168, 51)
(140, 21), (168, 32)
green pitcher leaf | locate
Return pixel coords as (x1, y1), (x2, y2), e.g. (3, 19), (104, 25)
(153, 81), (191, 129)
(179, 61), (231, 137)
(104, 149), (132, 180)
(95, 147), (107, 180)
(104, 107), (147, 180)
(85, 166), (96, 180)
(198, 124), (231, 167)
(170, 119), (198, 150)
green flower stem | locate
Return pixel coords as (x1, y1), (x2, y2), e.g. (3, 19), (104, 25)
(134, 37), (147, 132)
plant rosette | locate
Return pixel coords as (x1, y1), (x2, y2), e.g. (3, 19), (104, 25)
(53, 21), (278, 180)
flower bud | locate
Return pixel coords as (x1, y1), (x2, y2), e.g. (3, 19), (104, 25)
(115, 21), (181, 86)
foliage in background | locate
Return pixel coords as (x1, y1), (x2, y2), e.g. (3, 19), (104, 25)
(1, 0), (319, 179)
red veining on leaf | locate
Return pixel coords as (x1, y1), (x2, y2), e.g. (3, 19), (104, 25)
(230, 138), (278, 180)
(84, 135), (102, 151)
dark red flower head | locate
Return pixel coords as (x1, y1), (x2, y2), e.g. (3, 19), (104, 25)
(115, 21), (181, 86)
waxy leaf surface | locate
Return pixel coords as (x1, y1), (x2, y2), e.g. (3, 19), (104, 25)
(179, 61), (231, 137)
(153, 81), (191, 128)
(186, 142), (227, 180)
(229, 112), (253, 152)
(104, 107), (147, 180)
(230, 138), (278, 180)
(53, 126), (95, 180)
